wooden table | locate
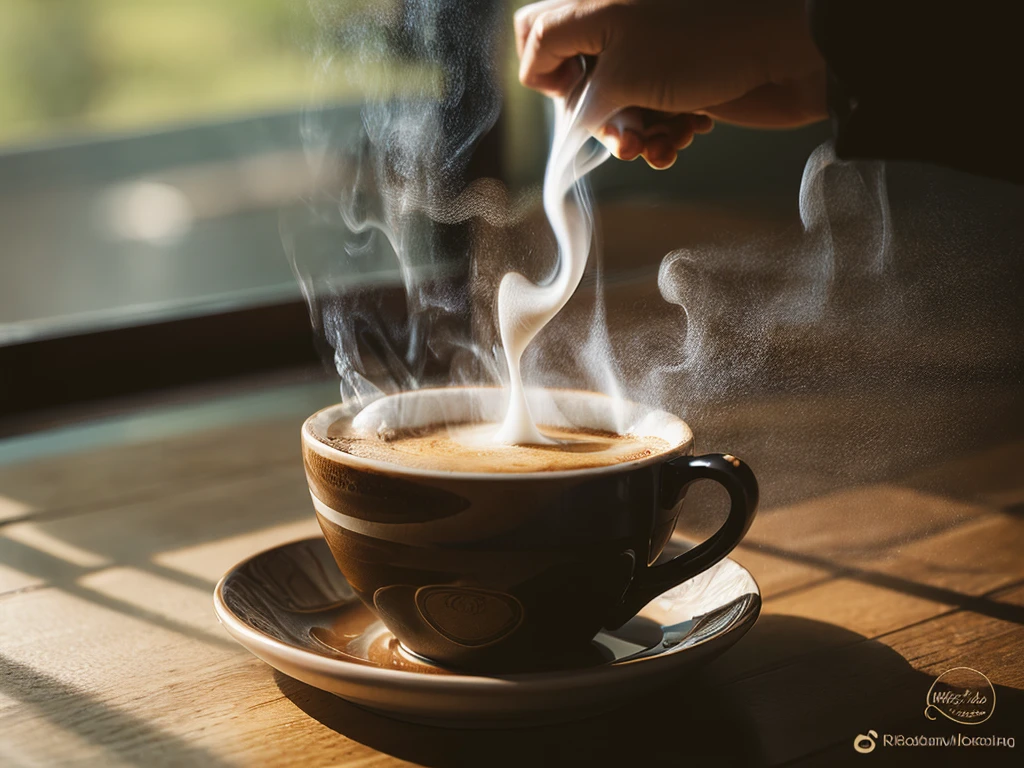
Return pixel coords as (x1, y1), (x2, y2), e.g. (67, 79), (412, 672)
(1, 373), (1022, 767)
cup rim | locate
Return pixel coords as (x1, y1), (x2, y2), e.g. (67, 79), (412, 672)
(301, 386), (694, 481)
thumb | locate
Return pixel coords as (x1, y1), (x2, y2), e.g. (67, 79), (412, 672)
(519, 4), (610, 97)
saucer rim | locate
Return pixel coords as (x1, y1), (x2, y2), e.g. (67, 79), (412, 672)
(213, 535), (761, 692)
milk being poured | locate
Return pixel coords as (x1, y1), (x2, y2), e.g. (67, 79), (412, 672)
(495, 67), (612, 444)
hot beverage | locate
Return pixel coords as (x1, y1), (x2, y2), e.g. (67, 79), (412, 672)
(302, 387), (758, 672)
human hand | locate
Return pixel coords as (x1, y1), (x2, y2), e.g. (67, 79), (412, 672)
(514, 0), (827, 169)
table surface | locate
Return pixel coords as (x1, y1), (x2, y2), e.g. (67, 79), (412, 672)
(1, 372), (1022, 768)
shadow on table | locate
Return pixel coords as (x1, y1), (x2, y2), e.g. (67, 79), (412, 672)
(275, 615), (1024, 768)
(275, 667), (763, 766)
(0, 653), (236, 768)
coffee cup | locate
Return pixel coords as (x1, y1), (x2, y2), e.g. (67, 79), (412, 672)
(301, 386), (757, 672)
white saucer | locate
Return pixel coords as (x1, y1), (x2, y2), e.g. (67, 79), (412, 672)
(214, 536), (760, 728)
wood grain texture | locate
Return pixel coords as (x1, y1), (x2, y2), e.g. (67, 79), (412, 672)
(880, 584), (1024, 686)
(763, 578), (954, 639)
(731, 542), (832, 599)
(782, 590), (1024, 767)
(858, 515), (1024, 597)
(0, 418), (304, 525)
(0, 588), (407, 767)
(0, 464), (315, 600)
(747, 484), (996, 560)
(1, 381), (1021, 767)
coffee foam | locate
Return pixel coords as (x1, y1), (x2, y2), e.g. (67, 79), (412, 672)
(307, 387), (691, 476)
(332, 423), (669, 473)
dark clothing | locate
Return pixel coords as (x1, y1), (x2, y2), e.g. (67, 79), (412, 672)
(808, 0), (1023, 183)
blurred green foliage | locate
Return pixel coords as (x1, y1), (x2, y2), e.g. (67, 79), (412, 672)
(0, 0), (326, 146)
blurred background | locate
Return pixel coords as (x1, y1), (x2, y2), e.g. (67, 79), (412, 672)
(0, 0), (831, 425)
(1, 0), (1020, 514)
(2, 0), (324, 347)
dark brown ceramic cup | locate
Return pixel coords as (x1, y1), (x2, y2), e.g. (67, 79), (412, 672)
(302, 387), (758, 672)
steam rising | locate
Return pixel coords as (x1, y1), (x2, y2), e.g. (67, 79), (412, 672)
(284, 1), (901, 430)
(645, 143), (895, 403)
(286, 3), (1023, 513)
(284, 0), (514, 406)
(495, 66), (611, 444)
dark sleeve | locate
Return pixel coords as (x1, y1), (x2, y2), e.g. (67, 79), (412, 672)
(807, 0), (1024, 184)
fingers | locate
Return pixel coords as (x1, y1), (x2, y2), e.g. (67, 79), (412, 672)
(518, 3), (610, 97)
(691, 114), (716, 135)
(641, 113), (713, 169)
(598, 110), (714, 169)
(600, 123), (644, 162)
(514, 2), (717, 169)
(522, 57), (586, 101)
(514, 0), (569, 59)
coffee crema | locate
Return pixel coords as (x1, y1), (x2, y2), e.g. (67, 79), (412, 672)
(319, 420), (670, 473)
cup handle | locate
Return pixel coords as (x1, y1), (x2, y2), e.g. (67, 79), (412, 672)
(605, 453), (759, 629)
